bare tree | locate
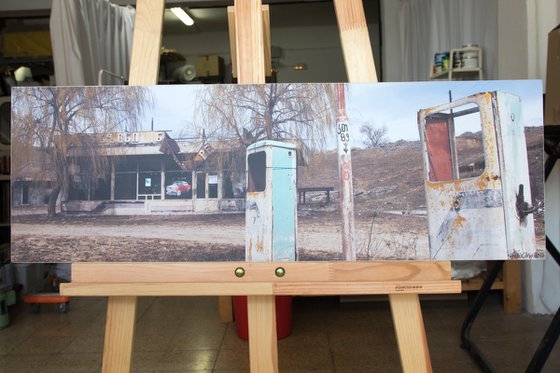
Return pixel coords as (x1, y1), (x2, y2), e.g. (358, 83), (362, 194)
(194, 84), (337, 154)
(360, 124), (388, 148)
(11, 86), (152, 216)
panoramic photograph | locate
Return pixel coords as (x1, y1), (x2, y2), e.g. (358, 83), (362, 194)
(10, 81), (545, 262)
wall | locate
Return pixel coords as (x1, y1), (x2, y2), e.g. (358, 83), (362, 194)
(380, 0), (401, 82)
(0, 0), (51, 12)
(380, 0), (534, 81)
(526, 0), (560, 82)
(163, 21), (381, 84)
(523, 0), (560, 314)
(497, 0), (529, 79)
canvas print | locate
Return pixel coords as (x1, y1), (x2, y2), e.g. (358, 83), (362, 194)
(10, 81), (545, 262)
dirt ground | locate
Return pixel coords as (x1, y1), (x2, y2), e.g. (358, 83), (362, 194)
(11, 209), (431, 262)
(11, 208), (546, 262)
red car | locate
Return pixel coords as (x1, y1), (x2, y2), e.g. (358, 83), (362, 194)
(165, 181), (192, 196)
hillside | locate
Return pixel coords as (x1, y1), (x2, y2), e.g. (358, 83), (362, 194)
(298, 127), (545, 234)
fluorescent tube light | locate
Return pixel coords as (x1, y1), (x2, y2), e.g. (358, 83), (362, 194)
(171, 7), (194, 26)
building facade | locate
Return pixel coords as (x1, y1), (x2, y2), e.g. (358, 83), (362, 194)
(13, 131), (247, 215)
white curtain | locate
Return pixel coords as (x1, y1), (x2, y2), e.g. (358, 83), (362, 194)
(49, 0), (135, 86)
(524, 155), (560, 314)
(398, 0), (498, 81)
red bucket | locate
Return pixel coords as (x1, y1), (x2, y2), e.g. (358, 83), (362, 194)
(233, 295), (292, 340)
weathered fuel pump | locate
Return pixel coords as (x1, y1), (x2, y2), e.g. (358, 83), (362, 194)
(418, 91), (537, 260)
(245, 140), (297, 261)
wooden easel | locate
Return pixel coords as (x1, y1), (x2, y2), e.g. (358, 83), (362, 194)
(61, 1), (461, 372)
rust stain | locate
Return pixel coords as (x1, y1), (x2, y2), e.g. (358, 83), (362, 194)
(248, 239), (252, 261)
(427, 179), (467, 192)
(256, 239), (264, 253)
(453, 215), (466, 229)
(475, 172), (490, 190)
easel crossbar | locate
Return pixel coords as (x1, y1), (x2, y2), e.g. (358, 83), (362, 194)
(61, 280), (461, 297)
(67, 261), (452, 284)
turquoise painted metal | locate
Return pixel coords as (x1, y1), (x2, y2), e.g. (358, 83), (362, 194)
(245, 140), (297, 262)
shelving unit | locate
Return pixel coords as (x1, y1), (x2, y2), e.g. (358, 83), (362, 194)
(430, 46), (483, 80)
(0, 98), (11, 264)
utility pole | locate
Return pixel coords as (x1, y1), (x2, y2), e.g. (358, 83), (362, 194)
(336, 83), (356, 260)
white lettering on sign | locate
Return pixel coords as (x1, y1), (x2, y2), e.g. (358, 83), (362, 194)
(105, 131), (166, 145)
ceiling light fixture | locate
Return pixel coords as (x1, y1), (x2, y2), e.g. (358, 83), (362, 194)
(171, 7), (194, 26)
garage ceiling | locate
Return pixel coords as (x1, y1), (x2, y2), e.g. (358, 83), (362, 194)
(0, 1), (380, 36)
(163, 1), (379, 35)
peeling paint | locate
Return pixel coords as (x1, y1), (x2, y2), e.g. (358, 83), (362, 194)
(418, 91), (537, 260)
(245, 141), (297, 262)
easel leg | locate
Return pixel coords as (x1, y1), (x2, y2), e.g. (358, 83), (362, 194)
(247, 295), (278, 373)
(102, 296), (138, 373)
(503, 261), (521, 314)
(389, 293), (432, 373)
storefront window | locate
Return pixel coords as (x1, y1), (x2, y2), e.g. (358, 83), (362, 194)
(92, 176), (111, 200)
(164, 172), (193, 199)
(115, 173), (137, 199)
(208, 174), (218, 198)
(196, 173), (206, 198)
(138, 172), (161, 198)
(222, 171), (245, 198)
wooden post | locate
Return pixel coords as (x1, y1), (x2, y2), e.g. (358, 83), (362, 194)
(228, 5), (271, 79)
(333, 0), (432, 371)
(101, 1), (164, 372)
(389, 294), (431, 373)
(503, 261), (522, 313)
(102, 296), (137, 373)
(336, 83), (356, 260)
(234, 0), (265, 84)
(333, 0), (378, 83)
(233, 1), (278, 371)
(127, 0), (164, 86)
(248, 295), (278, 373)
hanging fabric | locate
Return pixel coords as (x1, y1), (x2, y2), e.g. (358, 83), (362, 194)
(50, 0), (136, 86)
(398, 0), (498, 81)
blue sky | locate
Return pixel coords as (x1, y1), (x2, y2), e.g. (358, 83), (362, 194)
(346, 80), (542, 143)
(143, 80), (543, 149)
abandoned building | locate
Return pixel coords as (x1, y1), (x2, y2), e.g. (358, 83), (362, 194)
(12, 130), (247, 215)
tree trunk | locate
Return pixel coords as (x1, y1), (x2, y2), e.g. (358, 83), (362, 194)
(265, 108), (272, 140)
(47, 184), (61, 217)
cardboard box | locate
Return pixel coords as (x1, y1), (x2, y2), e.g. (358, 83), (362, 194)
(2, 31), (52, 58)
(545, 25), (560, 125)
(196, 55), (224, 78)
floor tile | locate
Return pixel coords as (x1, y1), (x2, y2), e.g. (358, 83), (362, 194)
(0, 295), (557, 372)
(159, 349), (218, 370)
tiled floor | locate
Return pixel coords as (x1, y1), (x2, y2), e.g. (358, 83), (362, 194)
(0, 293), (558, 372)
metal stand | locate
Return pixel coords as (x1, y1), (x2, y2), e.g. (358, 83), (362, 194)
(525, 238), (560, 372)
(525, 138), (560, 372)
(460, 126), (560, 373)
(460, 260), (504, 373)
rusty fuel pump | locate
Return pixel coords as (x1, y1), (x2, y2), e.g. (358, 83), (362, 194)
(418, 91), (537, 260)
(245, 140), (298, 262)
